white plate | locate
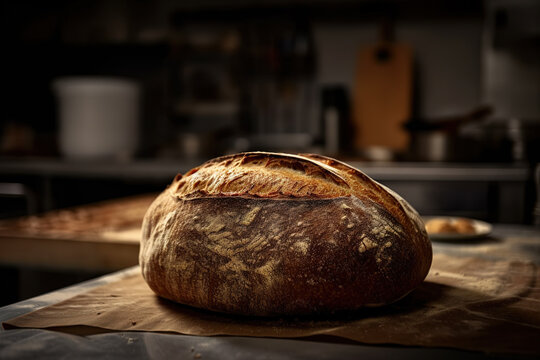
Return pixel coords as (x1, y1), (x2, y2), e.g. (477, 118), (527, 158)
(422, 216), (493, 241)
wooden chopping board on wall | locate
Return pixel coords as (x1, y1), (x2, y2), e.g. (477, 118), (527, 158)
(353, 39), (413, 154)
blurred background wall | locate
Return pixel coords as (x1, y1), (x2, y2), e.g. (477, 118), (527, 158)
(3, 0), (538, 161)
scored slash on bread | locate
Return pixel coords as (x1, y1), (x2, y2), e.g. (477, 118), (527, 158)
(172, 152), (423, 238)
(140, 152), (432, 316)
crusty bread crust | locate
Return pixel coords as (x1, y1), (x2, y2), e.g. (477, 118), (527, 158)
(140, 152), (432, 316)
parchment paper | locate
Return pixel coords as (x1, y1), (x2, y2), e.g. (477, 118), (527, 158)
(3, 253), (540, 355)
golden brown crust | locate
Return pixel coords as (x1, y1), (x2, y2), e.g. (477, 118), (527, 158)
(140, 152), (432, 316)
(171, 152), (351, 199)
(298, 153), (426, 242)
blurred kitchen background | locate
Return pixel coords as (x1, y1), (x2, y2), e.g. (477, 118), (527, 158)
(1, 0), (539, 303)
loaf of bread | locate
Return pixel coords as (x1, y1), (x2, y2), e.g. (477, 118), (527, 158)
(140, 152), (432, 316)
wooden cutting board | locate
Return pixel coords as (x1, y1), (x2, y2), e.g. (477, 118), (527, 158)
(353, 41), (413, 153)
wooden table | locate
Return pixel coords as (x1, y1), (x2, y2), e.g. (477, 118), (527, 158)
(0, 224), (538, 359)
(0, 194), (156, 272)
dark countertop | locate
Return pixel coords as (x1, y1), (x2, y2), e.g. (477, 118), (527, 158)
(1, 158), (534, 226)
(0, 224), (538, 359)
(0, 157), (531, 182)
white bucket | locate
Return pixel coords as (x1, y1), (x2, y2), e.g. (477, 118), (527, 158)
(53, 77), (140, 160)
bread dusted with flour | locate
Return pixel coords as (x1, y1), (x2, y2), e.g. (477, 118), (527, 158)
(139, 152), (432, 316)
